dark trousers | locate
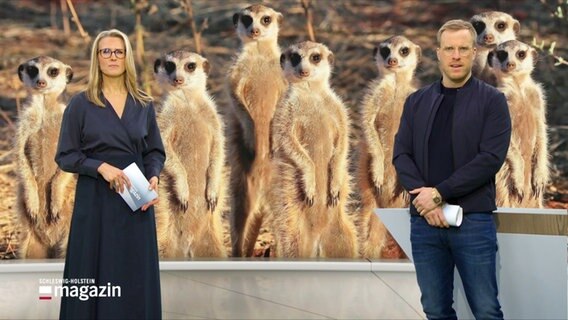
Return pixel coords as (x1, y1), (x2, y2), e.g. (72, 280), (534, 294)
(410, 213), (503, 320)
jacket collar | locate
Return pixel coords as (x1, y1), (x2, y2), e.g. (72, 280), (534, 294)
(434, 75), (476, 94)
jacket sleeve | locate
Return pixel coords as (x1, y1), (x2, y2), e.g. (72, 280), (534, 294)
(393, 95), (427, 191)
(55, 95), (103, 178)
(143, 103), (166, 180)
(436, 92), (511, 200)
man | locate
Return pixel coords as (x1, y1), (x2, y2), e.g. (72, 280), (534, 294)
(393, 19), (510, 320)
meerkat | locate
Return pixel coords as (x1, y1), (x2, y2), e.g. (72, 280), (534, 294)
(270, 41), (358, 258)
(15, 56), (75, 258)
(470, 11), (520, 86)
(153, 50), (227, 258)
(488, 40), (549, 208)
(227, 4), (288, 257)
(355, 36), (421, 259)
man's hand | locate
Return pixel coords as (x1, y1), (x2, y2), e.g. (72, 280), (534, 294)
(410, 187), (439, 215)
(423, 206), (449, 228)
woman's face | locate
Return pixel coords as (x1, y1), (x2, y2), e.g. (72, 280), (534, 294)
(97, 36), (126, 78)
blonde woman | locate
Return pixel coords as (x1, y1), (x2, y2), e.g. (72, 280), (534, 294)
(56, 29), (165, 319)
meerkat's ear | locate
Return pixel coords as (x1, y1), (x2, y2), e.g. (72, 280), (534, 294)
(17, 64), (25, 82)
(512, 18), (521, 36)
(153, 58), (162, 74)
(65, 66), (73, 83)
(415, 45), (422, 63)
(233, 13), (240, 28)
(276, 12), (284, 25)
(487, 50), (495, 68)
(327, 52), (335, 66)
(530, 47), (538, 67)
(202, 59), (211, 75)
(373, 47), (378, 60)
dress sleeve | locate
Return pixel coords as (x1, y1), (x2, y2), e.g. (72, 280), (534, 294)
(143, 103), (166, 180)
(55, 94), (103, 178)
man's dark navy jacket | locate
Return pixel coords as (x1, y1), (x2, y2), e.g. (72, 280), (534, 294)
(393, 76), (511, 215)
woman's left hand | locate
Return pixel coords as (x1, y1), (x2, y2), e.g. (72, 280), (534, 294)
(141, 176), (159, 212)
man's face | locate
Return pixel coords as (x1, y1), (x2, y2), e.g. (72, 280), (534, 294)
(436, 29), (476, 88)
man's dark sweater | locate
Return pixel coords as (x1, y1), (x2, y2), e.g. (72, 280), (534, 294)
(428, 84), (457, 201)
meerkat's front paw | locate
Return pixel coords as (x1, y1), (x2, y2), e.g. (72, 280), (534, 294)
(371, 160), (384, 194)
(26, 192), (41, 219)
(327, 190), (340, 207)
(206, 189), (218, 212)
(303, 180), (316, 207)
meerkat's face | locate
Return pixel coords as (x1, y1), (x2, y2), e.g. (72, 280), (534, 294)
(373, 36), (421, 74)
(470, 11), (520, 48)
(280, 41), (334, 84)
(18, 56), (73, 95)
(153, 50), (210, 91)
(488, 40), (537, 76)
(233, 4), (283, 43)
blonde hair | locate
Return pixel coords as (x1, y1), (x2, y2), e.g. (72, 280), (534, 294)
(437, 19), (477, 47)
(86, 29), (152, 107)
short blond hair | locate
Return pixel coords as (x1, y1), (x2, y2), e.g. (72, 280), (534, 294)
(437, 19), (477, 47)
(86, 29), (152, 107)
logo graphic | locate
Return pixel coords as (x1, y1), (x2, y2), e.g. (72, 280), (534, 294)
(38, 278), (121, 301)
(39, 285), (52, 300)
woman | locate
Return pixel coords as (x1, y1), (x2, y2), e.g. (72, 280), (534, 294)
(56, 29), (165, 319)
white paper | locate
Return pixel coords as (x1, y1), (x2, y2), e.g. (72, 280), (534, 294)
(442, 203), (463, 227)
(118, 163), (158, 212)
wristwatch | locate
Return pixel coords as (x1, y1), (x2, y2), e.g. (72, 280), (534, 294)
(432, 188), (442, 205)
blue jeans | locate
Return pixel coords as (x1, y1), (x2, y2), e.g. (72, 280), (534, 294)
(410, 213), (503, 320)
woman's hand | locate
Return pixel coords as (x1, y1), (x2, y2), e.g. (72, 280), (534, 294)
(141, 176), (159, 211)
(97, 162), (131, 193)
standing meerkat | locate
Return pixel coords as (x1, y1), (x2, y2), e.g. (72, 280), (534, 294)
(227, 4), (287, 257)
(356, 36), (421, 258)
(271, 41), (358, 258)
(16, 56), (75, 258)
(488, 40), (549, 207)
(153, 50), (227, 258)
(470, 11), (520, 86)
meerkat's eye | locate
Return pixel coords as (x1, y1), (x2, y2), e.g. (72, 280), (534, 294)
(379, 46), (390, 60)
(517, 50), (526, 60)
(496, 21), (506, 31)
(496, 50), (508, 62)
(310, 53), (321, 64)
(290, 53), (302, 67)
(165, 61), (176, 74)
(400, 47), (410, 56)
(472, 20), (485, 35)
(48, 67), (59, 78)
(262, 16), (272, 26)
(186, 62), (197, 72)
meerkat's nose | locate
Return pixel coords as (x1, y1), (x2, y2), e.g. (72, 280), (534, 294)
(506, 61), (516, 71)
(36, 79), (47, 88)
(174, 78), (184, 85)
(387, 58), (398, 66)
(299, 69), (310, 77)
(250, 28), (260, 37)
(483, 34), (495, 44)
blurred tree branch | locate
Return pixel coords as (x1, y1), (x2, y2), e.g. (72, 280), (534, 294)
(177, 0), (208, 55)
(301, 0), (316, 41)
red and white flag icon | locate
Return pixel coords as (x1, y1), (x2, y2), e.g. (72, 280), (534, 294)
(39, 286), (52, 300)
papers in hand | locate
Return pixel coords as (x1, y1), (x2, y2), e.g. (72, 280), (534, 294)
(442, 203), (463, 227)
(118, 163), (158, 212)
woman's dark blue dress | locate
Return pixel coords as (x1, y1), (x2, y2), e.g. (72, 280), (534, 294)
(56, 92), (165, 319)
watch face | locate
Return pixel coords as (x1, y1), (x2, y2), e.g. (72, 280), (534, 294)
(433, 197), (441, 204)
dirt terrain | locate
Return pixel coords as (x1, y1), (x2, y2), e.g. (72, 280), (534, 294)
(0, 0), (566, 259)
